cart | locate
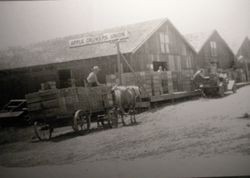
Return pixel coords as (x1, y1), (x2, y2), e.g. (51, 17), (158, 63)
(0, 99), (30, 127)
(25, 86), (116, 140)
(193, 73), (237, 97)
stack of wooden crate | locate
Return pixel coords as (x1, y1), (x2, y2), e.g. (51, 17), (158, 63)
(106, 70), (197, 97)
(171, 71), (179, 92)
(139, 71), (153, 97)
(77, 86), (112, 112)
(121, 72), (138, 86)
(152, 72), (163, 96)
(181, 70), (194, 92)
(60, 87), (81, 112)
(106, 74), (118, 86)
(160, 71), (173, 94)
(25, 88), (60, 119)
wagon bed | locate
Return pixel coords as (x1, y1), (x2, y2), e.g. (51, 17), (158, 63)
(25, 86), (114, 140)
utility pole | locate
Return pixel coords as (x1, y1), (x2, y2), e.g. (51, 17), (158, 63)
(116, 41), (122, 85)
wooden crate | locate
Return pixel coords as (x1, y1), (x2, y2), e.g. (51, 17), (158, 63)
(160, 71), (173, 94)
(106, 74), (118, 86)
(151, 72), (163, 96)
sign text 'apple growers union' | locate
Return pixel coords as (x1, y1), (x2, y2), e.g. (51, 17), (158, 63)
(69, 31), (129, 48)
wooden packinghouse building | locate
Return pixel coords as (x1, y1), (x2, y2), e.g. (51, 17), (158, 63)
(185, 30), (235, 71)
(236, 36), (250, 81)
(237, 37), (250, 61)
(0, 18), (196, 107)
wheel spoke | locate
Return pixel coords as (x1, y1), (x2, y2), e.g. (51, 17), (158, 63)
(73, 110), (91, 132)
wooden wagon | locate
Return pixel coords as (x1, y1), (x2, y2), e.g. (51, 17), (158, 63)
(25, 86), (116, 140)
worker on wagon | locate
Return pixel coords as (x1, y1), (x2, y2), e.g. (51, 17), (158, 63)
(87, 66), (102, 87)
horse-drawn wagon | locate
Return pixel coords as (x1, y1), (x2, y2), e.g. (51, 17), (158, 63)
(25, 84), (141, 140)
(25, 85), (118, 140)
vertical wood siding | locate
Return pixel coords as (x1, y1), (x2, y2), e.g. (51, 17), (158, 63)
(131, 22), (196, 72)
(197, 32), (235, 69)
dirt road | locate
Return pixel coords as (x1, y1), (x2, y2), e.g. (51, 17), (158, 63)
(1, 86), (250, 177)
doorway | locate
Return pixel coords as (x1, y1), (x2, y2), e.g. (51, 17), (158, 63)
(58, 69), (72, 88)
(153, 61), (167, 71)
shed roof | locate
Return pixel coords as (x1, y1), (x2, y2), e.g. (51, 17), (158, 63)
(0, 18), (169, 70)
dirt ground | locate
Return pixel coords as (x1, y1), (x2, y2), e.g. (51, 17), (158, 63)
(0, 86), (250, 177)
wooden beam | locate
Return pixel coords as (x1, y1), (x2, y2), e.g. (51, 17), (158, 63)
(150, 90), (201, 102)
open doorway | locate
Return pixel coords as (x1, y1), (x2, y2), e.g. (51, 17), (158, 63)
(153, 61), (167, 71)
(58, 69), (72, 88)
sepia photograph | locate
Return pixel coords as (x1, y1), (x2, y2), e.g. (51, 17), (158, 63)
(0, 0), (250, 177)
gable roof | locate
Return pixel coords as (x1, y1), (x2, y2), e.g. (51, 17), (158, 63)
(184, 31), (214, 52)
(185, 30), (234, 56)
(237, 36), (250, 54)
(0, 18), (168, 70)
(227, 41), (241, 55)
(0, 18), (197, 71)
(236, 36), (250, 61)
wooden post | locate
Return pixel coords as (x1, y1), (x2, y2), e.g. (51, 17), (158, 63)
(116, 42), (122, 85)
(245, 60), (249, 81)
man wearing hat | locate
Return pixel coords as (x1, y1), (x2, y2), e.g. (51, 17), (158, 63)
(87, 66), (102, 87)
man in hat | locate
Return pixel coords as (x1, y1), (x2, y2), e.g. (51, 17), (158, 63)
(87, 66), (102, 87)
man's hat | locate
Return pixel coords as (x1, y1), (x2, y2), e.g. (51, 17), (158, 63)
(93, 66), (100, 71)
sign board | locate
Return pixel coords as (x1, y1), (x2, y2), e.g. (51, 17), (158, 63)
(69, 31), (129, 48)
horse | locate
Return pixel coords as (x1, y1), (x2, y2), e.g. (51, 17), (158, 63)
(111, 85), (141, 126)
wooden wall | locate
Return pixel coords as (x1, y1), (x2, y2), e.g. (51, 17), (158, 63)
(197, 31), (235, 70)
(129, 21), (197, 72)
(0, 56), (117, 107)
(0, 21), (197, 107)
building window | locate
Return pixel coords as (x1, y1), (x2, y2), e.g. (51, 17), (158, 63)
(210, 41), (217, 57)
(160, 32), (170, 54)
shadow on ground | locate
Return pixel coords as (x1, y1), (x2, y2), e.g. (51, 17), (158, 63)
(34, 121), (142, 143)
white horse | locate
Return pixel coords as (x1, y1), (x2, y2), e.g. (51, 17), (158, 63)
(111, 85), (141, 126)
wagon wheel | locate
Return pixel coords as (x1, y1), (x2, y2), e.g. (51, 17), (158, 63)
(72, 110), (91, 132)
(106, 110), (118, 128)
(34, 121), (53, 141)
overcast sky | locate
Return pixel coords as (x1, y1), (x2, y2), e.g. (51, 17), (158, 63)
(0, 0), (249, 53)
